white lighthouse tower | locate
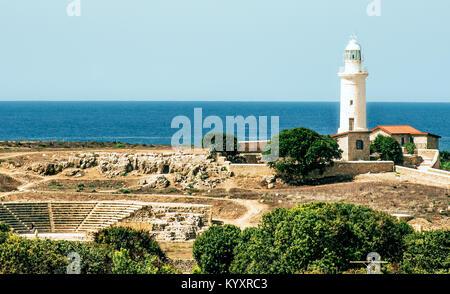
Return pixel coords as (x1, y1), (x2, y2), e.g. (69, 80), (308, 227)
(337, 36), (369, 133)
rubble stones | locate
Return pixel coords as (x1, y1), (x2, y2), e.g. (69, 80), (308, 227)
(138, 174), (170, 188)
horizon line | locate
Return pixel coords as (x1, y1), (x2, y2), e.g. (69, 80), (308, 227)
(0, 100), (449, 103)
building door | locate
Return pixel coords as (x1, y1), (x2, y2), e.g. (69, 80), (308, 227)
(349, 118), (354, 131)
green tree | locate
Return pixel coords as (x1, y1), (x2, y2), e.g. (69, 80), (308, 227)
(230, 202), (412, 274)
(400, 230), (449, 274)
(373, 135), (403, 165)
(202, 132), (240, 162)
(404, 142), (416, 155)
(193, 224), (241, 274)
(266, 127), (342, 185)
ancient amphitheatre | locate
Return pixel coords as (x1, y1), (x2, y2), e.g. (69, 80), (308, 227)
(0, 142), (448, 261)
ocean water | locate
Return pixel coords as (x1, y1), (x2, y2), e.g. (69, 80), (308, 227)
(0, 101), (449, 150)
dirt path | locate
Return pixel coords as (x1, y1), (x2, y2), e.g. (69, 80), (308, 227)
(219, 199), (268, 228)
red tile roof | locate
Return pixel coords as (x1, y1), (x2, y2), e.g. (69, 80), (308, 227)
(330, 131), (349, 138)
(370, 125), (441, 138)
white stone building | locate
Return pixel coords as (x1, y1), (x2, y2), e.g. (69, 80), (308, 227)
(332, 36), (441, 161)
(332, 36), (371, 161)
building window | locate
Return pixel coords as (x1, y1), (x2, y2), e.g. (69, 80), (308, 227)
(410, 137), (414, 143)
(401, 137), (405, 145)
(356, 140), (364, 150)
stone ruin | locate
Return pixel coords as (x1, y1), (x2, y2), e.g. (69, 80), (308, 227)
(23, 152), (234, 189)
(120, 203), (212, 242)
(0, 201), (212, 242)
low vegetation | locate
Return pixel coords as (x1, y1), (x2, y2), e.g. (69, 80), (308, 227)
(193, 203), (448, 274)
(0, 226), (178, 274)
(440, 150), (450, 171)
(404, 142), (416, 155)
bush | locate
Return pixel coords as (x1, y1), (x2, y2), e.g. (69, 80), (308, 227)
(373, 135), (403, 165)
(202, 132), (239, 161)
(404, 142), (416, 155)
(193, 224), (241, 274)
(400, 230), (449, 274)
(266, 128), (342, 185)
(94, 227), (166, 262)
(229, 202), (412, 274)
(0, 235), (68, 274)
(441, 161), (450, 171)
(0, 223), (10, 244)
(111, 249), (178, 274)
(440, 150), (450, 162)
(54, 240), (112, 274)
(440, 151), (450, 171)
(0, 222), (10, 233)
(0, 227), (175, 274)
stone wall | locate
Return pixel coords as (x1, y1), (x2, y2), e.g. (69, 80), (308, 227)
(395, 166), (450, 188)
(229, 161), (394, 178)
(402, 154), (424, 168)
(237, 141), (269, 153)
(120, 203), (212, 241)
(306, 161), (394, 179)
(229, 163), (275, 177)
(417, 149), (440, 169)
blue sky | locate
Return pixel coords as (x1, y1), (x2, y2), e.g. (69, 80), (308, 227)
(0, 0), (449, 102)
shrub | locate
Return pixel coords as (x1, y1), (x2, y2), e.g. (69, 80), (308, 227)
(440, 151), (450, 171)
(0, 235), (68, 274)
(404, 142), (416, 155)
(193, 224), (241, 274)
(400, 230), (449, 274)
(441, 161), (450, 171)
(229, 202), (411, 274)
(265, 127), (342, 185)
(440, 150), (450, 162)
(111, 249), (178, 274)
(373, 135), (403, 165)
(0, 223), (10, 244)
(202, 132), (239, 161)
(94, 227), (166, 262)
(0, 227), (174, 274)
(54, 240), (113, 274)
(0, 222), (10, 233)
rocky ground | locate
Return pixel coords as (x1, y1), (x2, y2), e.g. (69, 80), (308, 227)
(0, 145), (448, 260)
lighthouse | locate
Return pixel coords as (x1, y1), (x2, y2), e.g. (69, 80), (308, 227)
(338, 36), (369, 133)
(332, 35), (371, 161)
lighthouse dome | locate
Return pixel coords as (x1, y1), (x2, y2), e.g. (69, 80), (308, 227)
(345, 38), (361, 51)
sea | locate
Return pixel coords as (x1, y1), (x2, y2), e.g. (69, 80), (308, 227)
(0, 101), (449, 151)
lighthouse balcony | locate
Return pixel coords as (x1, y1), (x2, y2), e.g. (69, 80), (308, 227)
(339, 66), (368, 75)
